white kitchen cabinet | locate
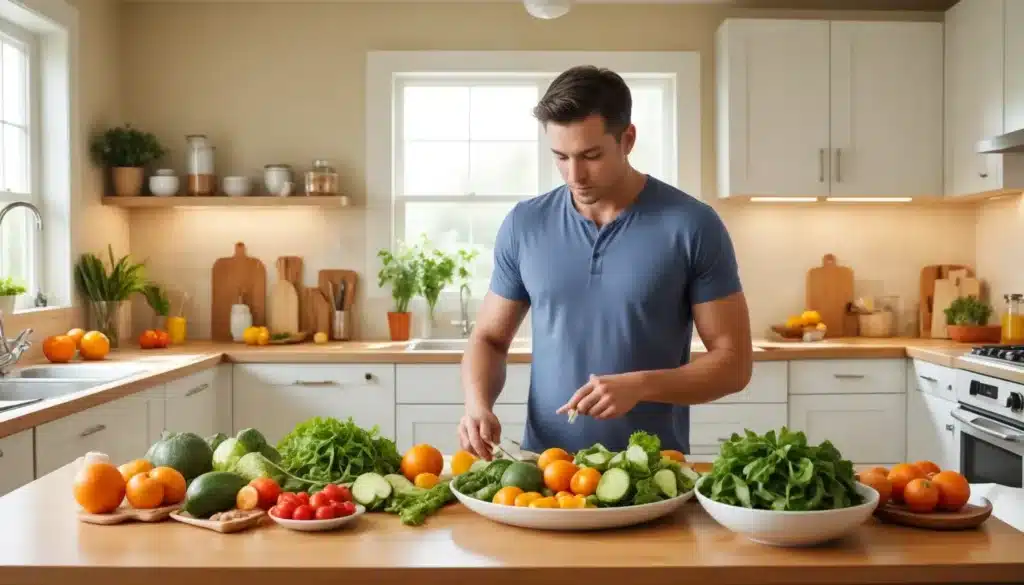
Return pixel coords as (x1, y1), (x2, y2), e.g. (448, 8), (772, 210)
(789, 358), (906, 395)
(0, 430), (34, 496)
(1005, 0), (1024, 132)
(716, 18), (943, 199)
(907, 387), (960, 472)
(828, 21), (943, 197)
(789, 393), (905, 465)
(164, 365), (232, 439)
(711, 361), (787, 404)
(945, 0), (1005, 196)
(232, 364), (395, 445)
(35, 396), (150, 476)
(908, 359), (957, 403)
(396, 364), (530, 404)
(396, 403), (527, 455)
(687, 404), (788, 462)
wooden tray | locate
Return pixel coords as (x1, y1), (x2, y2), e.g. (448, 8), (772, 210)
(873, 498), (992, 530)
(78, 503), (180, 525)
(170, 509), (266, 533)
(268, 332), (307, 345)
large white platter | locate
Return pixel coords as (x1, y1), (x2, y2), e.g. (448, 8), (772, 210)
(451, 482), (694, 531)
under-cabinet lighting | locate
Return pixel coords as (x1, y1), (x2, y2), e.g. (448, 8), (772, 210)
(749, 197), (818, 203)
(824, 197), (913, 203)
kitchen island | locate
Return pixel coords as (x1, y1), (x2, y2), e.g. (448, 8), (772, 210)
(0, 462), (1021, 585)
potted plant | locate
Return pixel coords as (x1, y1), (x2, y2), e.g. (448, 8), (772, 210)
(74, 245), (148, 347)
(416, 235), (478, 338)
(142, 283), (171, 331)
(944, 296), (1000, 343)
(0, 276), (26, 315)
(377, 241), (420, 342)
(90, 124), (166, 197)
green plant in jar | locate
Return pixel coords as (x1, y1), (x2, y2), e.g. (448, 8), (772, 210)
(89, 124), (166, 168)
(74, 245), (148, 346)
(944, 295), (993, 326)
(415, 234), (479, 321)
(377, 241), (420, 314)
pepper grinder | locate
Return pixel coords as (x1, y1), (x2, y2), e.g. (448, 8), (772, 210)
(230, 295), (253, 342)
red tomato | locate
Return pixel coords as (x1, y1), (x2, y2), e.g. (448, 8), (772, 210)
(271, 501), (296, 520)
(249, 477), (282, 510)
(321, 483), (346, 503)
(278, 492), (300, 507)
(295, 492), (310, 506)
(315, 505), (337, 520)
(337, 501), (356, 517)
(154, 329), (170, 348)
(292, 504), (314, 521)
(309, 491), (332, 510)
(138, 330), (159, 350)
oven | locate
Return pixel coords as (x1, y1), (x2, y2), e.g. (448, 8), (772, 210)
(952, 406), (1024, 488)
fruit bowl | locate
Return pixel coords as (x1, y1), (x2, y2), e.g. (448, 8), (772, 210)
(268, 504), (365, 532)
(695, 481), (878, 547)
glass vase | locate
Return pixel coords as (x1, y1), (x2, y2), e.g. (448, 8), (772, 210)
(88, 300), (130, 348)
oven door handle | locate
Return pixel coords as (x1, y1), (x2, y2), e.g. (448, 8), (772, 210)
(950, 408), (1024, 443)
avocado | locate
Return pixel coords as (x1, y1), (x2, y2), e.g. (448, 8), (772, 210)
(181, 471), (248, 518)
(499, 461), (544, 493)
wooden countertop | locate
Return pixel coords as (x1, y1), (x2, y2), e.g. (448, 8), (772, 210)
(0, 461), (1020, 585)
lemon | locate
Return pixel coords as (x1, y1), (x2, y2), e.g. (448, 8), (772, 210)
(816, 322), (827, 331)
(256, 327), (270, 346)
(801, 310), (822, 326)
(314, 332), (328, 344)
(242, 327), (261, 345)
(785, 316), (803, 329)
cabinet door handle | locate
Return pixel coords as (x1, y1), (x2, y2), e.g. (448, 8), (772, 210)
(919, 375), (938, 383)
(945, 424), (955, 432)
(185, 383), (209, 397)
(819, 148), (826, 183)
(293, 380), (340, 387)
(834, 148), (842, 182)
(79, 424), (106, 438)
(833, 374), (865, 380)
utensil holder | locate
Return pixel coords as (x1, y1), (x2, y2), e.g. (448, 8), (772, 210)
(331, 310), (349, 341)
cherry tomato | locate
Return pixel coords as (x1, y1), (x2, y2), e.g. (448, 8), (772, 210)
(315, 505), (337, 520)
(295, 492), (310, 506)
(292, 504), (314, 521)
(278, 492), (300, 507)
(321, 483), (349, 503)
(309, 491), (332, 510)
(337, 501), (356, 517)
(271, 501), (296, 520)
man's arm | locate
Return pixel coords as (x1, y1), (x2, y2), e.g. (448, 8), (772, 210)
(461, 291), (530, 414)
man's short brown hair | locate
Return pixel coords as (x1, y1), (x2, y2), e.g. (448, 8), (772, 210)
(533, 65), (632, 139)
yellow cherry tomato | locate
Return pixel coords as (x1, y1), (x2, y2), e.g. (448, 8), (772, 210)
(514, 491), (543, 507)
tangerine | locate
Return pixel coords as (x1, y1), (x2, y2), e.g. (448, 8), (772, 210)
(536, 447), (573, 471)
(903, 478), (940, 513)
(400, 444), (443, 481)
(148, 466), (186, 505)
(492, 486), (523, 506)
(887, 463), (924, 503)
(931, 470), (971, 512)
(543, 459), (578, 493)
(569, 467), (602, 496)
(42, 335), (76, 363)
(857, 470), (892, 508)
(126, 473), (165, 509)
(913, 460), (942, 476)
(73, 462), (126, 514)
(66, 328), (86, 348)
(117, 458), (154, 483)
(79, 331), (110, 361)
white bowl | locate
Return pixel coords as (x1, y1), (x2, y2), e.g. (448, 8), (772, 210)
(695, 480), (878, 547)
(222, 176), (251, 197)
(451, 482), (694, 531)
(149, 174), (179, 196)
(268, 504), (365, 532)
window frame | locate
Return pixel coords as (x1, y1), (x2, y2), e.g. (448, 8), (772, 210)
(366, 51), (700, 306)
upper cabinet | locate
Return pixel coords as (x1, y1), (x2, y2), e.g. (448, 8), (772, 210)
(1004, 0), (1024, 133)
(716, 19), (944, 200)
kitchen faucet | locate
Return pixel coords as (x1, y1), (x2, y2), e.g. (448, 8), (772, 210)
(454, 283), (473, 337)
(0, 311), (32, 377)
(0, 201), (44, 232)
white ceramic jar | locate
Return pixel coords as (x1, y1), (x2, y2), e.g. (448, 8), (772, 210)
(264, 164), (293, 196)
(230, 303), (253, 342)
(149, 169), (180, 197)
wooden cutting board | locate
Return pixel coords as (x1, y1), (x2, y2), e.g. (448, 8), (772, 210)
(318, 269), (358, 310)
(211, 242), (266, 341)
(930, 278), (960, 338)
(267, 279), (300, 335)
(301, 287), (332, 336)
(806, 254), (854, 338)
(277, 256), (303, 289)
(919, 264), (975, 338)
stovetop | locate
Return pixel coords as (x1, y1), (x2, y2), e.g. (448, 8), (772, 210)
(970, 345), (1024, 364)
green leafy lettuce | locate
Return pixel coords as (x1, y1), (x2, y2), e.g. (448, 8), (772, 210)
(275, 417), (401, 490)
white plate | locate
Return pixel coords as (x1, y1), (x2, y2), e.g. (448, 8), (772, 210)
(451, 482), (694, 531)
(268, 504), (365, 532)
(695, 480), (878, 547)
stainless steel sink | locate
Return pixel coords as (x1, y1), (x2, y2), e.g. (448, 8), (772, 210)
(405, 338), (532, 352)
(0, 379), (101, 401)
(6, 363), (147, 380)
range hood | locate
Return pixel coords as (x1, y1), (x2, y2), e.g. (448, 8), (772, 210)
(977, 127), (1024, 153)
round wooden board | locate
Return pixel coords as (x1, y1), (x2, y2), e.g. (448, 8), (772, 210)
(78, 503), (181, 525)
(873, 498), (992, 530)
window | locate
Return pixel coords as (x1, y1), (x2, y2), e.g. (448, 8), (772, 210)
(0, 18), (38, 309)
(367, 51), (700, 304)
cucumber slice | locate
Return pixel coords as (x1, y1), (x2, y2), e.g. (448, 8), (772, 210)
(608, 452), (625, 467)
(595, 467), (631, 504)
(352, 472), (392, 506)
(384, 473), (418, 495)
(625, 444), (649, 467)
(653, 468), (678, 498)
(583, 451), (611, 468)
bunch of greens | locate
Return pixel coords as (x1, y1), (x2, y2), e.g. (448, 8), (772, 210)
(414, 233), (479, 319)
(74, 245), (147, 302)
(384, 480), (456, 526)
(697, 427), (862, 511)
(0, 276), (26, 297)
(275, 416), (402, 491)
(944, 295), (993, 326)
(377, 241), (421, 313)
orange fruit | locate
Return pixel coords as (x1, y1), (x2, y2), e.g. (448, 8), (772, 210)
(536, 448), (573, 471)
(557, 493), (587, 509)
(903, 478), (939, 513)
(661, 450), (686, 463)
(236, 486), (260, 511)
(400, 444), (443, 481)
(543, 459), (578, 493)
(528, 496), (558, 509)
(450, 450), (477, 475)
(66, 328), (86, 348)
(857, 470), (892, 508)
(867, 466), (889, 477)
(492, 486), (523, 506)
(79, 331), (110, 361)
(117, 458), (154, 483)
(148, 467), (186, 505)
(569, 466), (602, 496)
(887, 463), (924, 504)
(42, 335), (76, 363)
(126, 473), (165, 509)
(73, 462), (126, 514)
(913, 460), (942, 476)
(931, 470), (971, 512)
(514, 491), (543, 507)
(414, 472), (440, 489)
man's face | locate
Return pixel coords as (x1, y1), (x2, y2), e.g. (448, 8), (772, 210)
(546, 114), (636, 205)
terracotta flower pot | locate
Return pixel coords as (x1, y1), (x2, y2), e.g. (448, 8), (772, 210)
(947, 324), (1002, 344)
(112, 166), (144, 197)
(388, 311), (411, 341)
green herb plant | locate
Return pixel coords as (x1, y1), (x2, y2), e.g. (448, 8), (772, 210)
(0, 276), (26, 297)
(89, 124), (166, 168)
(414, 233), (479, 321)
(274, 416), (402, 490)
(697, 427), (862, 511)
(142, 283), (170, 317)
(944, 295), (993, 326)
(377, 241), (420, 314)
(74, 245), (148, 346)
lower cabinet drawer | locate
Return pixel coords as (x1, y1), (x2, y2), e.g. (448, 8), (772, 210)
(396, 364), (530, 404)
(35, 397), (149, 476)
(790, 359), (906, 395)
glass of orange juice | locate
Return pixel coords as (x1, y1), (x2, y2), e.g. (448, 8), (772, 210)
(166, 316), (187, 344)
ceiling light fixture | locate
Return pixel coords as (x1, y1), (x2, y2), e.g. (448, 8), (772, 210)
(523, 0), (572, 20)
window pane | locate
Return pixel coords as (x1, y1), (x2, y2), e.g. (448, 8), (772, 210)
(469, 86), (539, 141)
(2, 41), (26, 126)
(2, 124), (27, 193)
(469, 141), (537, 195)
(404, 202), (471, 251)
(0, 205), (32, 305)
(403, 86), (469, 141)
(402, 141), (469, 196)
(628, 84), (666, 179)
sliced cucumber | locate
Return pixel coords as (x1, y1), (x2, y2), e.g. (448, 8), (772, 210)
(352, 472), (392, 506)
(608, 452), (625, 467)
(583, 451), (611, 468)
(625, 444), (649, 467)
(653, 468), (678, 498)
(384, 473), (418, 495)
(595, 467), (631, 504)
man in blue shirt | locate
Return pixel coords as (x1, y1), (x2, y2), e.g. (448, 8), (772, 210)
(459, 65), (753, 459)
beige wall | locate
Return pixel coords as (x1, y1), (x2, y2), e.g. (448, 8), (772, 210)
(117, 1), (976, 341)
(976, 194), (1024, 313)
(8, 0), (129, 359)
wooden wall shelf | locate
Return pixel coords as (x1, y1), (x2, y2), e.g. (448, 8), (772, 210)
(102, 195), (352, 208)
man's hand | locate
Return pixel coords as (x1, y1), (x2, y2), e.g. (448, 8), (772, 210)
(556, 373), (645, 420)
(458, 408), (503, 460)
